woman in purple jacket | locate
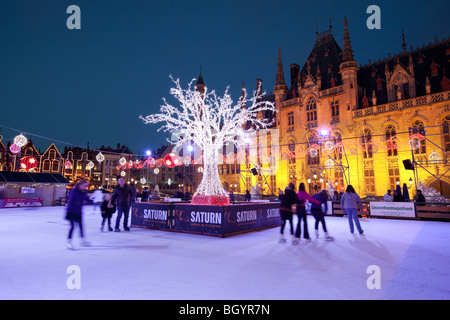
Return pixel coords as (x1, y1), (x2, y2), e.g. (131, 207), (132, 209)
(65, 179), (90, 249)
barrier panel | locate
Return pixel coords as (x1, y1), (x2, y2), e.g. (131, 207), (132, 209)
(131, 201), (282, 237)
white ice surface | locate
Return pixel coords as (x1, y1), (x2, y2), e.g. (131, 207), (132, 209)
(0, 205), (449, 300)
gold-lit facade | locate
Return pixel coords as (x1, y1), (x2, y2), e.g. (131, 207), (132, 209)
(221, 19), (450, 198)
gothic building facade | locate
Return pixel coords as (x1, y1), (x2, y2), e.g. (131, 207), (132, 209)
(271, 18), (450, 197)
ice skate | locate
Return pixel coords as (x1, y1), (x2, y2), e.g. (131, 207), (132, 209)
(66, 240), (75, 250)
(81, 240), (92, 247)
(324, 232), (334, 241)
(292, 238), (300, 245)
(279, 235), (286, 243)
(315, 229), (319, 238)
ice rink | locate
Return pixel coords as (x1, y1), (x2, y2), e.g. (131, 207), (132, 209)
(0, 205), (449, 300)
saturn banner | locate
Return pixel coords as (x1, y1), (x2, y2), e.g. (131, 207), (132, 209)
(131, 202), (281, 237)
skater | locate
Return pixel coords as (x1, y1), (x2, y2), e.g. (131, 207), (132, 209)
(109, 177), (132, 232)
(294, 182), (321, 244)
(101, 193), (115, 231)
(90, 188), (103, 213)
(311, 189), (333, 240)
(340, 185), (364, 235)
(65, 179), (90, 249)
(279, 183), (298, 243)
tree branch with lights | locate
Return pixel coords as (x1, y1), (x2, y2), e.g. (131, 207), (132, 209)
(139, 76), (275, 205)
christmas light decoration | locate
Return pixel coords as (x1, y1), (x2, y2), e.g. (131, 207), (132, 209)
(14, 133), (28, 148)
(429, 150), (441, 162)
(119, 157), (127, 166)
(20, 156), (38, 171)
(87, 161), (94, 170)
(325, 158), (334, 167)
(140, 76), (275, 205)
(96, 152), (105, 162)
(65, 161), (72, 169)
(164, 153), (177, 168)
(10, 143), (20, 154)
(140, 177), (147, 184)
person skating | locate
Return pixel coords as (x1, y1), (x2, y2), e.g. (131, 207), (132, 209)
(311, 189), (333, 241)
(65, 179), (91, 249)
(294, 182), (321, 244)
(279, 183), (298, 243)
(340, 185), (364, 235)
(101, 193), (115, 231)
(109, 177), (132, 232)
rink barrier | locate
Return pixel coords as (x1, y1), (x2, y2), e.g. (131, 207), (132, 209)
(130, 201), (282, 237)
(332, 201), (450, 221)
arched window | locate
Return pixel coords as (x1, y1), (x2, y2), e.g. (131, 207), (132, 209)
(442, 115), (450, 152)
(306, 97), (317, 127)
(411, 120), (426, 154)
(288, 139), (297, 184)
(361, 128), (373, 158)
(385, 125), (398, 156)
(331, 100), (339, 122)
(308, 133), (320, 165)
(288, 139), (296, 164)
(42, 159), (50, 172)
(333, 133), (342, 160)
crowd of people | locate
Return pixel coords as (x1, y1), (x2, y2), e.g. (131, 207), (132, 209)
(64, 176), (429, 249)
(278, 183), (365, 244)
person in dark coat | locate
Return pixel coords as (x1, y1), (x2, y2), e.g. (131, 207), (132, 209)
(311, 190), (333, 240)
(141, 187), (149, 202)
(65, 179), (90, 249)
(101, 193), (115, 231)
(394, 185), (405, 202)
(244, 190), (251, 201)
(415, 189), (426, 206)
(279, 183), (298, 243)
(109, 177), (132, 232)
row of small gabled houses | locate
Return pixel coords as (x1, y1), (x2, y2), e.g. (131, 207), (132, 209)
(0, 137), (199, 193)
(0, 136), (141, 188)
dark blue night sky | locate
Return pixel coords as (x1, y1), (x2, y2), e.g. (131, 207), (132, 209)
(0, 0), (449, 155)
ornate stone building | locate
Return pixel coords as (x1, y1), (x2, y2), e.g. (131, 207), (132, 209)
(271, 18), (450, 197)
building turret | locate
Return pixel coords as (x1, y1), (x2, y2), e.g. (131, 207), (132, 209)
(339, 17), (358, 110)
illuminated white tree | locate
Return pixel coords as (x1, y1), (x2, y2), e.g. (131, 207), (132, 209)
(140, 76), (275, 205)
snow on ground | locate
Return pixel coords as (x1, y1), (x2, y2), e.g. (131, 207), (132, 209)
(0, 205), (449, 300)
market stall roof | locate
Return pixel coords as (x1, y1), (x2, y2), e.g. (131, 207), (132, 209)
(0, 172), (70, 184)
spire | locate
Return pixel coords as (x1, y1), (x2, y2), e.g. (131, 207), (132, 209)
(195, 67), (205, 94)
(401, 27), (407, 52)
(342, 16), (354, 62)
(196, 66), (204, 85)
(275, 48), (286, 86)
